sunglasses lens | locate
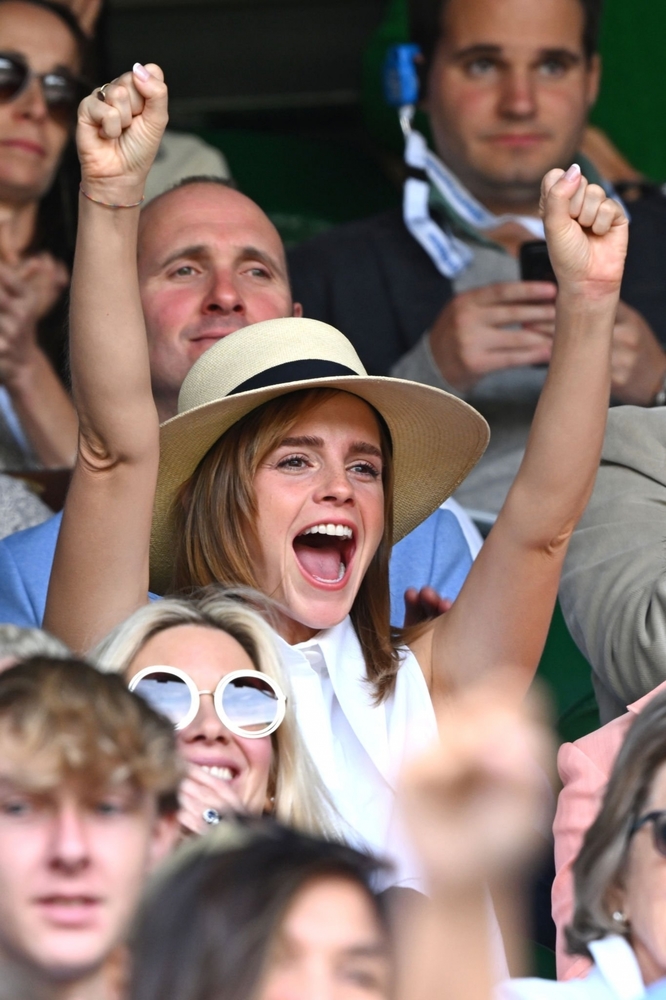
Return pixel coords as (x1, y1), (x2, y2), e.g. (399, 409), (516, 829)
(42, 73), (79, 123)
(0, 56), (25, 103)
(221, 676), (280, 735)
(131, 671), (193, 727)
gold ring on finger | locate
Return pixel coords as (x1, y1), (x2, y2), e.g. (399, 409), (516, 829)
(97, 82), (111, 102)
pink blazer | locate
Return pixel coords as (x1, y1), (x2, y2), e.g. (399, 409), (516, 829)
(552, 680), (666, 980)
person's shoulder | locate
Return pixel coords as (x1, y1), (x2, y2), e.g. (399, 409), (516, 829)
(623, 184), (666, 253)
(1, 509), (62, 558)
(602, 405), (666, 482)
(623, 184), (666, 226)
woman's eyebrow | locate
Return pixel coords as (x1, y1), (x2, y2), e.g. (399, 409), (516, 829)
(279, 436), (324, 448)
(350, 442), (383, 459)
(342, 942), (389, 958)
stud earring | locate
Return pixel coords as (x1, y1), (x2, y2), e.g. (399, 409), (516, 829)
(612, 910), (628, 927)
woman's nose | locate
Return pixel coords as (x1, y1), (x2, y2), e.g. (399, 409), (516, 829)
(313, 464), (354, 504)
(183, 692), (231, 742)
(16, 76), (49, 122)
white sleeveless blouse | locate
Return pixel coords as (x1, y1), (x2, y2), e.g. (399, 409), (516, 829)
(273, 615), (437, 890)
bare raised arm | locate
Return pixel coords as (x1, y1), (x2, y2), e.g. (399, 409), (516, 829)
(396, 674), (553, 999)
(410, 166), (629, 700)
(44, 64), (168, 652)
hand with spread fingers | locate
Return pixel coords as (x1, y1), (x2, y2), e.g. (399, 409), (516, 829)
(76, 62), (168, 205)
(540, 165), (628, 293)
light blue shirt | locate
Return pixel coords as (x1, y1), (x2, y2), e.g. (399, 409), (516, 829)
(0, 502), (478, 630)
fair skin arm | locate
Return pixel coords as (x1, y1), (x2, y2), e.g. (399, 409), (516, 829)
(44, 65), (168, 649)
(0, 255), (77, 467)
(410, 167), (628, 700)
(396, 674), (553, 1000)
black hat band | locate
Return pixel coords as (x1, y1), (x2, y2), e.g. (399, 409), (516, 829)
(229, 359), (359, 396)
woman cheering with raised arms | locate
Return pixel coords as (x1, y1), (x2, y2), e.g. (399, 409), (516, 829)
(46, 64), (627, 883)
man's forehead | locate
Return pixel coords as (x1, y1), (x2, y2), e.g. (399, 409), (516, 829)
(138, 186), (284, 266)
(0, 768), (144, 802)
(440, 0), (585, 52)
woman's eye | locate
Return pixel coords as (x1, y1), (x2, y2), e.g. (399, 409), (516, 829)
(277, 455), (309, 470)
(350, 462), (381, 478)
(341, 967), (384, 991)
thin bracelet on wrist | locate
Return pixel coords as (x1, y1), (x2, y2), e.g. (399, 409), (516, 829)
(653, 371), (666, 407)
(79, 184), (144, 209)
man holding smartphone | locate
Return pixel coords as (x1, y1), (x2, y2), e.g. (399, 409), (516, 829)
(289, 0), (666, 514)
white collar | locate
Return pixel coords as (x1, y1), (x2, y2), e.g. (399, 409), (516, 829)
(588, 937), (645, 1000)
(273, 618), (394, 786)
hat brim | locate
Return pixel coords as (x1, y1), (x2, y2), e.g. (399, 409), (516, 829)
(150, 375), (489, 595)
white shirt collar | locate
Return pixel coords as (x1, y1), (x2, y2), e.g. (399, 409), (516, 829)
(589, 937), (646, 1000)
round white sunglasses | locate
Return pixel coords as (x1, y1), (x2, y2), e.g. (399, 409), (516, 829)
(128, 666), (286, 739)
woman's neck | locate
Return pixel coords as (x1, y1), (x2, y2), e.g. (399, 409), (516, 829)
(279, 616), (320, 646)
(0, 198), (38, 262)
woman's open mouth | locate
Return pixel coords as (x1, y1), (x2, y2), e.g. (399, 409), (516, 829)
(292, 523), (356, 588)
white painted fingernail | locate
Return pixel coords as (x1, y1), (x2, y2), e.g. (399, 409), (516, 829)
(133, 62), (150, 81)
(564, 163), (581, 181)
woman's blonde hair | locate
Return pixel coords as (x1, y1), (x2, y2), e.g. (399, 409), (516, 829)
(171, 388), (403, 702)
(91, 586), (336, 838)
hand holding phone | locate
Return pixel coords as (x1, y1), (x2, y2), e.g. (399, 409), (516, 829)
(519, 240), (557, 284)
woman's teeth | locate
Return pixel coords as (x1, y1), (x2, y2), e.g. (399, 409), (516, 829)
(202, 765), (233, 781)
(301, 523), (353, 539)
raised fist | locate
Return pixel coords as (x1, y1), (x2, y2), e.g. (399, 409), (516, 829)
(540, 164), (628, 294)
(76, 63), (168, 204)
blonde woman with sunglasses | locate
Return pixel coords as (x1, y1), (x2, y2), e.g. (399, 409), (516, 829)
(92, 588), (335, 839)
(46, 64), (627, 891)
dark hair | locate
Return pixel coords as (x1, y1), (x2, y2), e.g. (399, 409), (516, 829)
(129, 819), (389, 1000)
(409, 0), (604, 88)
(566, 688), (666, 956)
(0, 0), (95, 379)
(0, 656), (182, 814)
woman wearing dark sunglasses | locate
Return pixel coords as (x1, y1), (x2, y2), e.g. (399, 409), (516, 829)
(92, 588), (335, 841)
(0, 0), (87, 473)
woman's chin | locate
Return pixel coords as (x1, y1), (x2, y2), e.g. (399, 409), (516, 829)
(282, 596), (354, 641)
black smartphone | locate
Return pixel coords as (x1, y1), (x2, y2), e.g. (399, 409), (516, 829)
(519, 240), (557, 284)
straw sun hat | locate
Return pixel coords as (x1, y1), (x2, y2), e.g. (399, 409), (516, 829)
(150, 318), (489, 594)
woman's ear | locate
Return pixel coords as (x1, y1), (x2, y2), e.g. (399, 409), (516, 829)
(606, 883), (630, 931)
